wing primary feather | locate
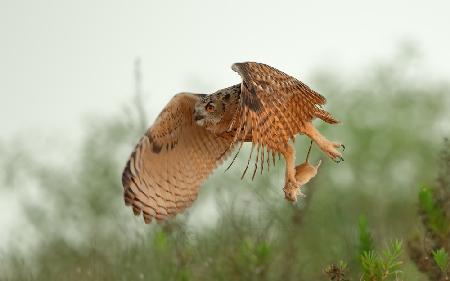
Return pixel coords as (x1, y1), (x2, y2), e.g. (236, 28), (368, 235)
(260, 145), (265, 175)
(227, 103), (241, 132)
(224, 109), (250, 170)
(225, 141), (243, 172)
(225, 106), (246, 157)
(232, 106), (245, 142)
(248, 109), (260, 180)
(241, 143), (255, 180)
(218, 112), (243, 161)
(226, 106), (255, 170)
(252, 144), (261, 180)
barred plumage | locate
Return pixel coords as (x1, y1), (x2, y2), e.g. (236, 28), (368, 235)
(122, 62), (344, 223)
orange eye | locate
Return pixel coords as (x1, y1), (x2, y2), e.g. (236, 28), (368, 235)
(205, 102), (215, 113)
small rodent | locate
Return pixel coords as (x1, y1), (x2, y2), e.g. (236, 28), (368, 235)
(284, 141), (322, 202)
(295, 140), (322, 185)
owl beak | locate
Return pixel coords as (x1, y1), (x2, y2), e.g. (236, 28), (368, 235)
(194, 113), (205, 126)
(194, 114), (204, 121)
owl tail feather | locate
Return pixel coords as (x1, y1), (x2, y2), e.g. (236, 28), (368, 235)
(314, 108), (339, 124)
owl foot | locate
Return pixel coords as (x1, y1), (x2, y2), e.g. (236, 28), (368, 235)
(301, 122), (345, 163)
(320, 141), (344, 163)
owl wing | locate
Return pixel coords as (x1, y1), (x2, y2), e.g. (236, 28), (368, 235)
(230, 61), (338, 152)
(122, 93), (233, 223)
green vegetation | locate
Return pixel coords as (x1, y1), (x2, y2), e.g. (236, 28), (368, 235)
(358, 215), (376, 256)
(326, 223), (404, 281)
(407, 139), (450, 281)
(432, 248), (449, 275)
(359, 240), (403, 281)
(1, 53), (449, 280)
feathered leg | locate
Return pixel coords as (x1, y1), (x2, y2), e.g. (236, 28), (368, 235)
(280, 142), (300, 202)
(301, 122), (344, 163)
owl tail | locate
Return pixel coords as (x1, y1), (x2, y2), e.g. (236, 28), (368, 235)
(314, 108), (339, 124)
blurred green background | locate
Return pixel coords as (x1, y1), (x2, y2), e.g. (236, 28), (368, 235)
(1, 50), (449, 280)
(1, 1), (450, 281)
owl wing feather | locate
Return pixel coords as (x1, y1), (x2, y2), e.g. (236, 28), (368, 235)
(122, 93), (233, 223)
(231, 62), (338, 149)
(229, 62), (338, 177)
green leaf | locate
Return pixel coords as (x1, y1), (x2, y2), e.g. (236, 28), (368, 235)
(419, 187), (449, 236)
(360, 240), (404, 281)
(432, 248), (449, 274)
(418, 187), (434, 213)
(358, 215), (375, 255)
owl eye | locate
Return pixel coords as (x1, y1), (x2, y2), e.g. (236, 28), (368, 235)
(205, 102), (215, 113)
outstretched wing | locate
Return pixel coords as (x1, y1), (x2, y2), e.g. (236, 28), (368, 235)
(122, 93), (233, 223)
(230, 62), (338, 152)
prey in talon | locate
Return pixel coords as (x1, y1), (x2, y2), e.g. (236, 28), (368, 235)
(283, 141), (322, 202)
(122, 62), (345, 224)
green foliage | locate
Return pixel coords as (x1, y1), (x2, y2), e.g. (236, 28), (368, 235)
(432, 248), (449, 275)
(360, 240), (403, 281)
(419, 187), (449, 236)
(359, 215), (376, 256)
(327, 218), (404, 281)
(407, 141), (450, 281)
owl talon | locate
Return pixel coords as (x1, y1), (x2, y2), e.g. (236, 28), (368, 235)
(316, 141), (344, 163)
(334, 156), (344, 163)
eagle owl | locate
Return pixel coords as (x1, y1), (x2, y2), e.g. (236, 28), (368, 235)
(122, 62), (344, 223)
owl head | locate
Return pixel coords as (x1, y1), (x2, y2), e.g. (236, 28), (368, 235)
(193, 84), (240, 131)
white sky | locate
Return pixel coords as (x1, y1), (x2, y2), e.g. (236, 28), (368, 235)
(0, 0), (449, 141)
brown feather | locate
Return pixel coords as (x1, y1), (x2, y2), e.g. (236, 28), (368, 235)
(231, 62), (338, 153)
(122, 93), (234, 223)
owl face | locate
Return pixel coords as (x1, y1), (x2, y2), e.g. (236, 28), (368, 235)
(193, 84), (241, 132)
(194, 94), (227, 129)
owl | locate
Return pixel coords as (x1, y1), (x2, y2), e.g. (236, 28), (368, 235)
(122, 62), (344, 223)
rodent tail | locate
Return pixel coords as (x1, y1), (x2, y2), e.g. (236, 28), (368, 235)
(305, 140), (313, 162)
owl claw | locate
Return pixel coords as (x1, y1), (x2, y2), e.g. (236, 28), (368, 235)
(319, 141), (344, 163)
(334, 156), (344, 163)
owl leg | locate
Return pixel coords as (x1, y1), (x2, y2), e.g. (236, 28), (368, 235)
(301, 122), (344, 163)
(280, 142), (304, 202)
